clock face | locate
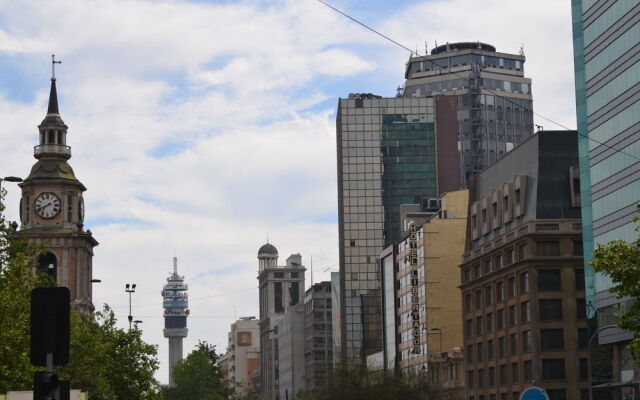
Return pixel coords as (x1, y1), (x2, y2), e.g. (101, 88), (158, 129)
(35, 192), (61, 219)
(79, 197), (85, 222)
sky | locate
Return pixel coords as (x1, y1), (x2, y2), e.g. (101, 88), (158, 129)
(0, 0), (577, 385)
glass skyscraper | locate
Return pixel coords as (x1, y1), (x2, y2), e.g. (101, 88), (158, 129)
(336, 95), (437, 364)
(572, 0), (640, 392)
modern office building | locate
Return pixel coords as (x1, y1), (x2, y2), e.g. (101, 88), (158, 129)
(219, 317), (260, 396)
(162, 257), (189, 386)
(460, 130), (587, 400)
(257, 244), (306, 400)
(402, 42), (534, 188)
(380, 190), (468, 399)
(336, 94), (438, 364)
(571, 0), (640, 394)
(304, 281), (333, 393)
(330, 272), (341, 366)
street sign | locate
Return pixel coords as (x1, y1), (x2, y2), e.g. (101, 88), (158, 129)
(520, 387), (549, 400)
(30, 287), (70, 366)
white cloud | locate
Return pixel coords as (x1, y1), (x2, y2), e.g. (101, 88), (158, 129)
(0, 0), (577, 384)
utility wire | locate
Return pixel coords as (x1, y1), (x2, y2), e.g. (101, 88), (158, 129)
(314, 0), (640, 162)
(109, 286), (258, 309)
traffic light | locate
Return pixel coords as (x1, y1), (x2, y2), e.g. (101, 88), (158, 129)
(30, 287), (70, 366)
(33, 371), (58, 400)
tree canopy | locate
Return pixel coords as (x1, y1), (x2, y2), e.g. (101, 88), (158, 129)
(163, 341), (232, 400)
(0, 191), (161, 398)
(591, 204), (640, 362)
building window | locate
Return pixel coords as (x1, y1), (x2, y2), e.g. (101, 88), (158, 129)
(573, 240), (583, 256)
(467, 344), (474, 363)
(577, 298), (587, 320)
(475, 290), (483, 310)
(523, 360), (533, 382)
(546, 389), (567, 400)
(575, 269), (585, 290)
(508, 277), (516, 298)
(498, 337), (505, 358)
(510, 333), (518, 355)
(511, 363), (519, 383)
(487, 339), (495, 360)
(496, 281), (504, 302)
(541, 359), (565, 380)
(522, 330), (532, 352)
(509, 305), (517, 326)
(517, 244), (527, 260)
(520, 301), (531, 323)
(538, 270), (561, 291)
(476, 317), (483, 336)
(477, 342), (484, 362)
(495, 254), (502, 269)
(483, 259), (492, 274)
(505, 249), (514, 265)
(578, 328), (589, 349)
(274, 272), (284, 278)
(465, 293), (473, 313)
(497, 309), (505, 329)
(489, 366), (496, 386)
(579, 358), (588, 380)
(466, 319), (473, 338)
(478, 368), (484, 388)
(474, 264), (481, 279)
(539, 299), (563, 320)
(468, 370), (475, 389)
(520, 272), (529, 294)
(485, 286), (494, 306)
(537, 241), (560, 256)
(499, 364), (508, 385)
(540, 329), (564, 350)
(350, 239), (356, 247)
(464, 269), (472, 283)
(486, 312), (494, 333)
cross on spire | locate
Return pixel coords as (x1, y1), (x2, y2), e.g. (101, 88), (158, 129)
(51, 54), (61, 81)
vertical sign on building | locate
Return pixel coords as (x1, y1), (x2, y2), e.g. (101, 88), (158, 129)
(409, 223), (421, 354)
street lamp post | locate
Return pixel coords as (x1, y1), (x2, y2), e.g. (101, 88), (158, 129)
(125, 283), (136, 330)
(0, 176), (23, 204)
(587, 324), (618, 400)
(431, 327), (443, 398)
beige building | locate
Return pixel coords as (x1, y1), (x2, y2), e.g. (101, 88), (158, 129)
(381, 189), (468, 399)
(220, 318), (260, 397)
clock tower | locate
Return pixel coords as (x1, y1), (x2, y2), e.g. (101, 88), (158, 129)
(18, 70), (98, 313)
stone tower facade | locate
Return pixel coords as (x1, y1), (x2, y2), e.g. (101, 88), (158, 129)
(18, 75), (98, 313)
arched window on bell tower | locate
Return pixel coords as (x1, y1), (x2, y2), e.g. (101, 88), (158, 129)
(37, 252), (57, 282)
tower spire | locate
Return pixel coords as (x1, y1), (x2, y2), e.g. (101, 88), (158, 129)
(48, 55), (62, 115)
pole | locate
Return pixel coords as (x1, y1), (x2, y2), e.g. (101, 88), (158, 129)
(587, 324), (618, 400)
(128, 290), (132, 330)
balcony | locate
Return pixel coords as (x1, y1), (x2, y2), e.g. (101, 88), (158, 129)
(34, 144), (71, 158)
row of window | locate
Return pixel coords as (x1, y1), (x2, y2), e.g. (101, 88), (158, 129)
(466, 298), (587, 338)
(408, 54), (523, 75)
(464, 269), (586, 313)
(466, 328), (590, 363)
(468, 390), (572, 400)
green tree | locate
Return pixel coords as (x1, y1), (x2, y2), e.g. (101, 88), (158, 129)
(163, 341), (232, 400)
(591, 203), (640, 362)
(0, 190), (161, 398)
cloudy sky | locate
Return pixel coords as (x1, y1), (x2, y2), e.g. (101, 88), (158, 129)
(0, 0), (576, 384)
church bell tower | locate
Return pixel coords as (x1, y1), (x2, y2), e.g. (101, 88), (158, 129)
(18, 58), (98, 313)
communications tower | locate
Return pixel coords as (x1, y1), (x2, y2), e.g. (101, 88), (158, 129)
(162, 257), (189, 386)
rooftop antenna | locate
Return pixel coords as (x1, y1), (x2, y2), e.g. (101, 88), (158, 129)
(310, 255), (314, 286)
(173, 256), (178, 276)
(51, 54), (61, 80)
(519, 44), (525, 57)
(425, 41), (429, 55)
(266, 234), (269, 244)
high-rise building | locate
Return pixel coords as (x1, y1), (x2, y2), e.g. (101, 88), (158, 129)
(162, 257), (189, 386)
(17, 71), (98, 313)
(304, 281), (333, 393)
(337, 94), (438, 364)
(219, 317), (260, 396)
(460, 130), (586, 399)
(277, 303), (306, 400)
(571, 0), (640, 393)
(402, 42), (534, 188)
(336, 43), (535, 365)
(257, 243), (306, 400)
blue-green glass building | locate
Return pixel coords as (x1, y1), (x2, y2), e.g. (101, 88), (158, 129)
(571, 0), (640, 391)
